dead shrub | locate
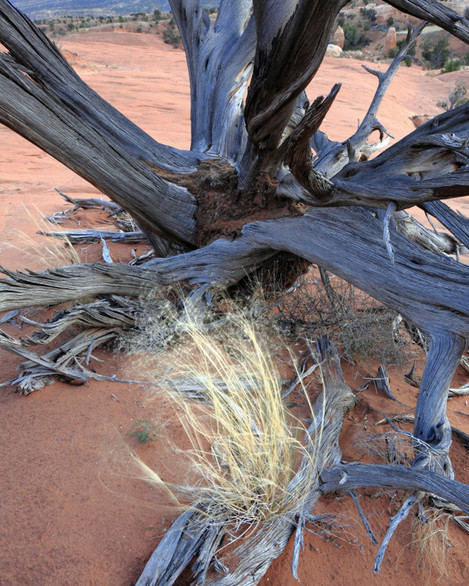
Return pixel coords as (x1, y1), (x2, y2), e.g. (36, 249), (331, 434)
(269, 268), (418, 366)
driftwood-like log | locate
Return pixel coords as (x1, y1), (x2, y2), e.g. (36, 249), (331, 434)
(320, 464), (469, 515)
(0, 264), (166, 311)
(0, 0), (468, 581)
(40, 230), (147, 244)
(1, 205), (468, 337)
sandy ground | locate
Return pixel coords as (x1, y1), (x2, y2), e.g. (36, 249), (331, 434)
(0, 30), (468, 585)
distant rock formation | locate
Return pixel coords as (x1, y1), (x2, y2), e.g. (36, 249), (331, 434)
(410, 114), (432, 128)
(375, 5), (421, 27)
(326, 44), (343, 58)
(333, 25), (345, 49)
(385, 27), (397, 54)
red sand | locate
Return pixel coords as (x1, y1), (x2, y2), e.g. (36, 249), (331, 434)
(0, 31), (468, 585)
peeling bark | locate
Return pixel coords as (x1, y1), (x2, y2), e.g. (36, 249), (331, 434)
(243, 1), (348, 174)
(170, 0), (255, 161)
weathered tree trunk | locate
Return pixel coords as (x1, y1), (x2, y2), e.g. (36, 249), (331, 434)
(0, 0), (468, 582)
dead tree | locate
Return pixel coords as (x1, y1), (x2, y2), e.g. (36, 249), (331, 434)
(0, 0), (468, 583)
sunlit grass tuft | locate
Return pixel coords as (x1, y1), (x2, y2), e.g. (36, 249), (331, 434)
(412, 506), (453, 578)
(137, 307), (323, 529)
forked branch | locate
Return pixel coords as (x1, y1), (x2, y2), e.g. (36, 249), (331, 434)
(385, 0), (469, 43)
(312, 22), (426, 178)
(244, 0), (347, 172)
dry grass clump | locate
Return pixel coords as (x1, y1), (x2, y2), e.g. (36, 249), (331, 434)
(355, 431), (414, 467)
(137, 308), (323, 529)
(3, 204), (81, 269)
(122, 288), (182, 353)
(411, 506), (453, 578)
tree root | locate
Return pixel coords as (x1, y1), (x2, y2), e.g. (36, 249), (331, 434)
(374, 494), (417, 573)
(0, 296), (148, 393)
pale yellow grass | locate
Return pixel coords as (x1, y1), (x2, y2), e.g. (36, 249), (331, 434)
(3, 204), (80, 269)
(134, 307), (323, 529)
(411, 507), (453, 579)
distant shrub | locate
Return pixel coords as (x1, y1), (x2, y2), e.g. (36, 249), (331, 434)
(441, 59), (461, 74)
(343, 23), (370, 51)
(387, 16), (394, 27)
(421, 37), (450, 69)
(163, 23), (181, 47)
(360, 7), (377, 24)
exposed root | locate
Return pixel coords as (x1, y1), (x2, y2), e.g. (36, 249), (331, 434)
(374, 493), (417, 573)
(0, 296), (148, 393)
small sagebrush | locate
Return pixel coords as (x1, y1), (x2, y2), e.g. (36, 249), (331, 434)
(129, 419), (159, 445)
